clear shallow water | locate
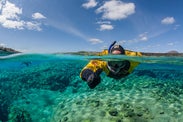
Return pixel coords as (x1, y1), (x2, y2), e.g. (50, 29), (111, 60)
(0, 53), (183, 122)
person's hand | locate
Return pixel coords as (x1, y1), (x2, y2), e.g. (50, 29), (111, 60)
(81, 69), (102, 89)
(87, 72), (101, 89)
(87, 73), (95, 82)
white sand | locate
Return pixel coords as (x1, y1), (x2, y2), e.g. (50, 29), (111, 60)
(51, 75), (183, 122)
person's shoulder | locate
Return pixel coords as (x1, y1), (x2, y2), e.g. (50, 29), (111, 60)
(125, 50), (142, 56)
(97, 49), (108, 56)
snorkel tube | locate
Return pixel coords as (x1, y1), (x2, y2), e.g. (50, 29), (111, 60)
(108, 41), (116, 53)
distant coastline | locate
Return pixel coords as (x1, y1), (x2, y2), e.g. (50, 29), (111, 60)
(141, 52), (183, 56)
(141, 50), (183, 56)
(60, 50), (183, 57)
(0, 46), (21, 56)
(1, 47), (183, 57)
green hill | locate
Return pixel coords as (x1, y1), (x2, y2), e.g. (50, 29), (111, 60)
(0, 46), (20, 56)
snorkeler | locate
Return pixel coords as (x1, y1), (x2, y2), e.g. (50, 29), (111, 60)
(80, 41), (142, 89)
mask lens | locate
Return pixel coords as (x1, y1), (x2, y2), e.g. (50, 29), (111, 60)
(108, 61), (125, 69)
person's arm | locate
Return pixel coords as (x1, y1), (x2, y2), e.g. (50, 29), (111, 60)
(80, 60), (103, 89)
(125, 50), (142, 56)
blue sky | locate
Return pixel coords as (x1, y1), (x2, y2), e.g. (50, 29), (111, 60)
(0, 0), (183, 53)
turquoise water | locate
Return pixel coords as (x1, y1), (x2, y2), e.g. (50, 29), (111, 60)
(0, 53), (183, 122)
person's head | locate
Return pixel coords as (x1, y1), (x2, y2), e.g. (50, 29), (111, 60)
(110, 45), (125, 55)
(108, 41), (125, 55)
(107, 41), (126, 74)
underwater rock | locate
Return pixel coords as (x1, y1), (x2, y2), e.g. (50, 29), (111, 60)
(109, 109), (118, 116)
(62, 116), (68, 121)
(136, 112), (143, 117)
(160, 111), (164, 114)
(8, 107), (32, 122)
(99, 111), (106, 116)
(0, 103), (9, 121)
(122, 103), (132, 110)
(124, 110), (135, 117)
(93, 100), (100, 107)
(87, 99), (101, 107)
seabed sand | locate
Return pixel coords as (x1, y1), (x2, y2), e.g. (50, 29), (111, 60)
(51, 73), (183, 122)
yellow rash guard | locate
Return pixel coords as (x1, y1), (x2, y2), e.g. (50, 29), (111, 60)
(80, 49), (142, 78)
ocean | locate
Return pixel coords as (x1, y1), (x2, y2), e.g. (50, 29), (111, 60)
(0, 53), (183, 122)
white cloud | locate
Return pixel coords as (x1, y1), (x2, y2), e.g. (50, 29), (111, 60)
(0, 1), (45, 31)
(117, 32), (148, 46)
(96, 0), (135, 20)
(1, 19), (24, 29)
(0, 1), (23, 29)
(167, 42), (174, 46)
(96, 21), (111, 25)
(99, 24), (114, 31)
(32, 12), (46, 19)
(139, 33), (148, 41)
(174, 24), (180, 30)
(140, 36), (147, 41)
(89, 38), (103, 44)
(1, 1), (22, 20)
(118, 40), (127, 45)
(161, 17), (175, 25)
(97, 21), (114, 31)
(82, 0), (98, 9)
(26, 22), (42, 31)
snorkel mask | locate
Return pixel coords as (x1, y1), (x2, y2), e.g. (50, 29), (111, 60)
(107, 41), (126, 74)
(107, 61), (127, 74)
